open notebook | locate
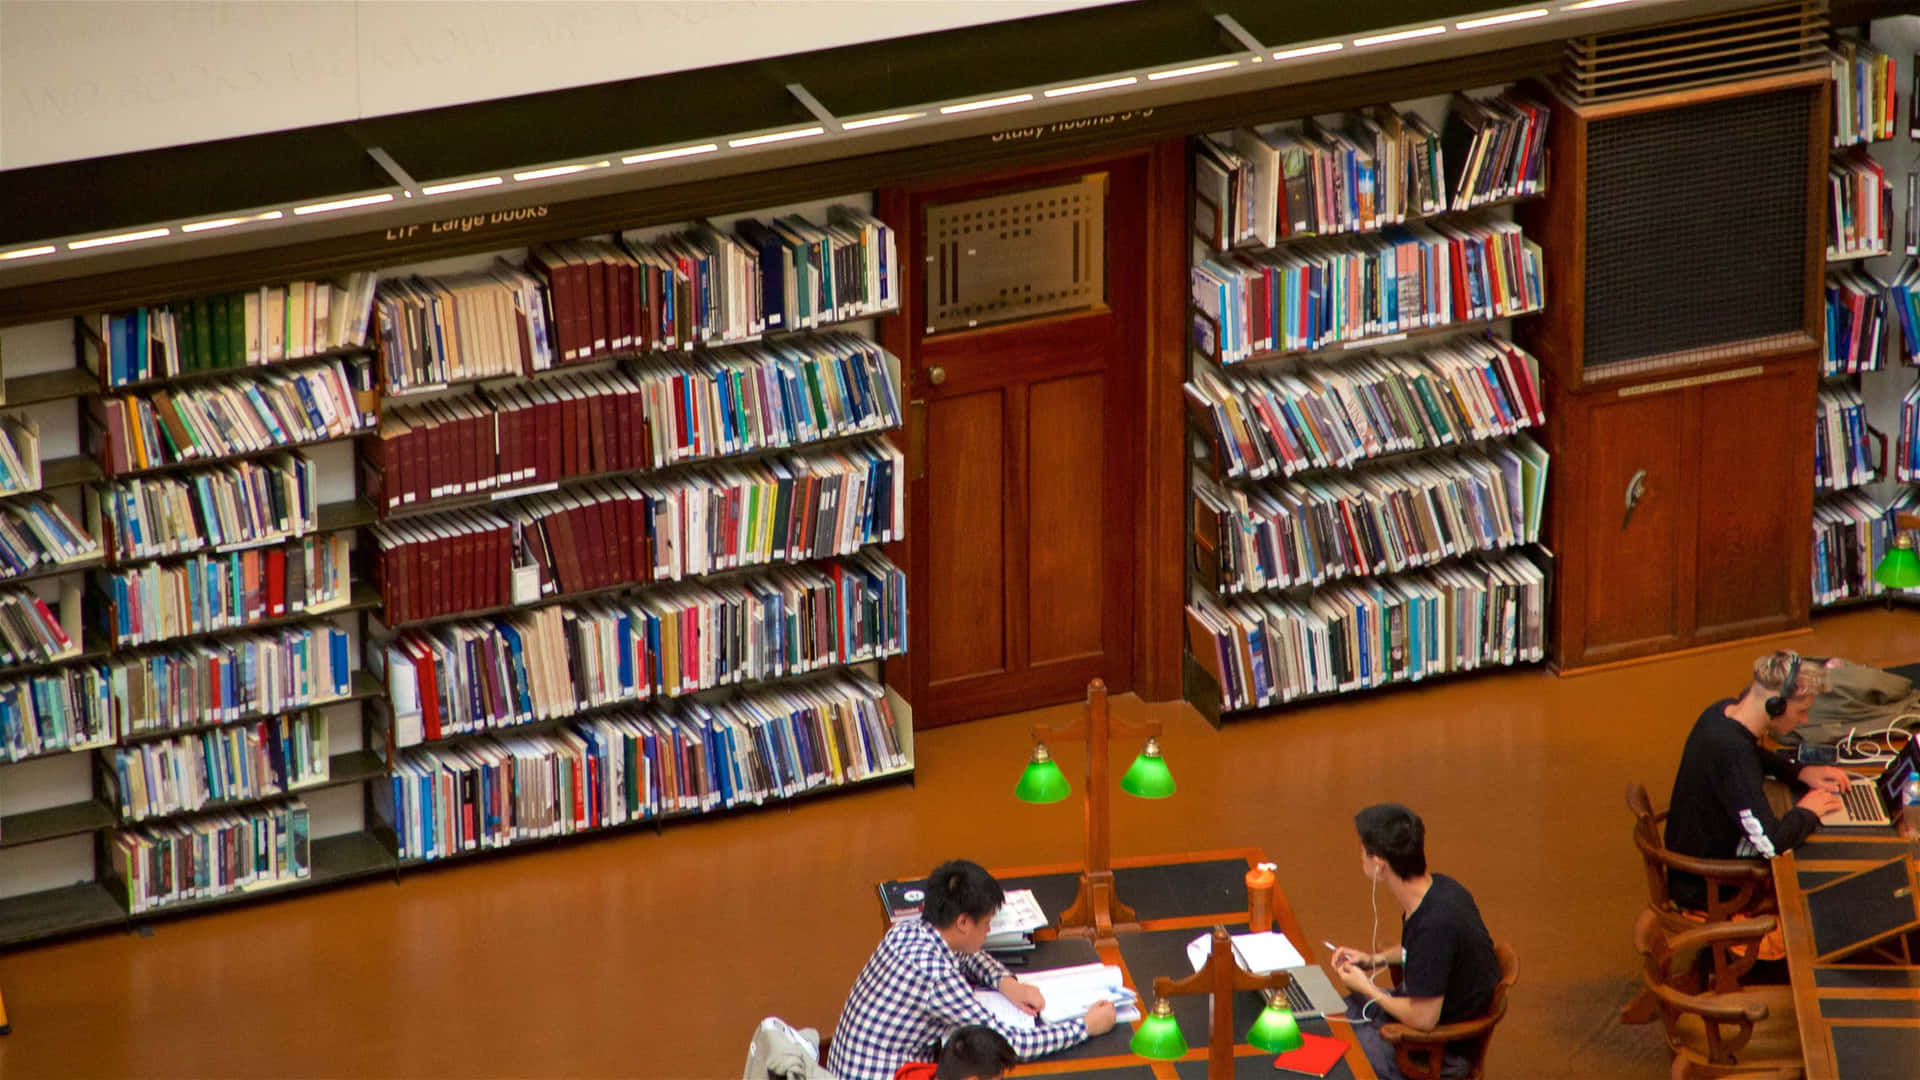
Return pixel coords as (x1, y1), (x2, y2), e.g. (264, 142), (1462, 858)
(975, 962), (1141, 1026)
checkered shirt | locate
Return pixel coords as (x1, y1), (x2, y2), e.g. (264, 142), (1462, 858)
(825, 919), (1088, 1080)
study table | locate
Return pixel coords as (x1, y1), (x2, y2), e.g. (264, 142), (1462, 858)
(876, 848), (1377, 1080)
(1774, 830), (1920, 1079)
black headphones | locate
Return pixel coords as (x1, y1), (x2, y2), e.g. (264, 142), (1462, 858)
(1764, 651), (1802, 718)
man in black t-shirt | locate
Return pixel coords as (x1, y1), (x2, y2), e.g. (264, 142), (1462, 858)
(1328, 804), (1500, 1080)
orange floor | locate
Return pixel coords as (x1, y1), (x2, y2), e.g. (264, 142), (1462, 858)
(1, 607), (1916, 1079)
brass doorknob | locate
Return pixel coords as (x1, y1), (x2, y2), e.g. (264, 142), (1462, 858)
(928, 366), (948, 386)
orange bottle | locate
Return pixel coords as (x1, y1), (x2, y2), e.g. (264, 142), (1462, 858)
(1245, 861), (1277, 932)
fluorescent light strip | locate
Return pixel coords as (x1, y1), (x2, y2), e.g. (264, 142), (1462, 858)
(1564, 0), (1637, 7)
(512, 161), (609, 182)
(1146, 60), (1239, 81)
(842, 112), (927, 130)
(181, 210), (286, 233)
(1044, 76), (1138, 98)
(728, 126), (826, 147)
(421, 176), (504, 195)
(292, 193), (395, 216)
(940, 93), (1034, 115)
(0, 245), (56, 261)
(622, 143), (720, 165)
(1353, 25), (1446, 46)
(68, 227), (171, 250)
(1458, 9), (1549, 28)
(1272, 42), (1344, 60)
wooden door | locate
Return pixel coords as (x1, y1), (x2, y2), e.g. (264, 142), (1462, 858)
(880, 155), (1148, 727)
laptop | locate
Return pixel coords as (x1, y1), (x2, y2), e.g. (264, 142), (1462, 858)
(1819, 736), (1920, 828)
(1278, 964), (1349, 1020)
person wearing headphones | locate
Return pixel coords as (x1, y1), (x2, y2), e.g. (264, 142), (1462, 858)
(1327, 804), (1500, 1080)
(1663, 650), (1849, 923)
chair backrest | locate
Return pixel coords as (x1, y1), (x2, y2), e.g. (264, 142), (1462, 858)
(1626, 782), (1673, 908)
(1389, 940), (1519, 1080)
(1632, 907), (1780, 1067)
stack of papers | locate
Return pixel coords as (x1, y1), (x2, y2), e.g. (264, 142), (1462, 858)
(985, 889), (1048, 955)
(1185, 930), (1306, 974)
(974, 963), (1141, 1026)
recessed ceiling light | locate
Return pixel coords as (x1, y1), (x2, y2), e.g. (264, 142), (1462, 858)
(728, 127), (826, 147)
(68, 228), (172, 250)
(421, 177), (505, 195)
(1146, 60), (1240, 81)
(842, 113), (928, 130)
(1353, 26), (1447, 46)
(622, 144), (720, 164)
(1044, 77), (1139, 98)
(940, 93), (1034, 115)
(292, 193), (396, 216)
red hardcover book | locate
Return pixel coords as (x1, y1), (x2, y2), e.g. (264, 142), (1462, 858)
(528, 246), (578, 363)
(1270, 1031), (1350, 1077)
(408, 640), (442, 743)
(587, 390), (610, 472)
(265, 547), (286, 617)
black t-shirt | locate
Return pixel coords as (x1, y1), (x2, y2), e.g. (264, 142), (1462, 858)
(1663, 699), (1819, 910)
(1401, 873), (1500, 1027)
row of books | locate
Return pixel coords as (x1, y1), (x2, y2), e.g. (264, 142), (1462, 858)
(96, 534), (350, 648)
(376, 551), (907, 745)
(1815, 385), (1876, 492)
(1830, 38), (1897, 147)
(374, 673), (903, 860)
(0, 588), (76, 668)
(1812, 490), (1893, 607)
(109, 798), (311, 915)
(1892, 379), (1920, 483)
(374, 266), (557, 390)
(1830, 151), (1891, 258)
(364, 336), (902, 512)
(1195, 93), (1546, 250)
(0, 415), (41, 495)
(0, 664), (112, 763)
(1192, 219), (1544, 363)
(0, 494), (99, 583)
(93, 357), (373, 475)
(1186, 336), (1544, 480)
(528, 207), (896, 366)
(100, 453), (319, 563)
(1825, 268), (1889, 375)
(1187, 550), (1547, 710)
(1888, 261), (1920, 361)
(104, 711), (329, 821)
(1194, 437), (1547, 594)
(89, 274), (379, 388)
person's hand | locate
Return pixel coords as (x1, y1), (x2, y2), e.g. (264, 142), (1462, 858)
(1798, 788), (1844, 818)
(1083, 999), (1117, 1036)
(998, 976), (1045, 1016)
(1329, 945), (1370, 971)
(1798, 764), (1851, 793)
(1333, 958), (1376, 996)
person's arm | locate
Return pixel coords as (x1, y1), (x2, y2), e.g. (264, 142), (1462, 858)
(1717, 747), (1820, 858)
(957, 948), (1011, 990)
(1756, 745), (1801, 784)
(922, 957), (1088, 1060)
(1345, 975), (1443, 1031)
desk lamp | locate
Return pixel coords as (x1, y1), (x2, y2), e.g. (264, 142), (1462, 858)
(1875, 512), (1920, 591)
(1013, 679), (1173, 943)
(1134, 926), (1298, 1078)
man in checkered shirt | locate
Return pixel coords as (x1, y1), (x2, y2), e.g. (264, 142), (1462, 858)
(827, 860), (1116, 1080)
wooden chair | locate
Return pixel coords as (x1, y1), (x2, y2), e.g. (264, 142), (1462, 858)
(1377, 941), (1518, 1080)
(1626, 782), (1775, 1008)
(1633, 909), (1803, 1080)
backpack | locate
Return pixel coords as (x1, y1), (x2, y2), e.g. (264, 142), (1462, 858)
(1783, 663), (1920, 746)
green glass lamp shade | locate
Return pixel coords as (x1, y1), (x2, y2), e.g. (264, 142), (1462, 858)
(1246, 996), (1305, 1053)
(1120, 737), (1176, 799)
(1875, 533), (1920, 590)
(1130, 998), (1188, 1060)
(1014, 743), (1070, 804)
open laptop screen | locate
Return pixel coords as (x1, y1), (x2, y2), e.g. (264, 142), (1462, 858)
(1872, 735), (1920, 816)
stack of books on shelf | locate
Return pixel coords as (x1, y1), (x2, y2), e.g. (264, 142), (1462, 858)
(113, 624), (354, 737)
(97, 453), (320, 561)
(1830, 38), (1897, 147)
(1897, 381), (1920, 482)
(1815, 385), (1877, 491)
(1186, 549), (1547, 710)
(1824, 268), (1889, 375)
(0, 495), (100, 582)
(110, 797), (311, 914)
(0, 587), (78, 666)
(1186, 337), (1543, 479)
(1829, 150), (1891, 258)
(374, 266), (558, 391)
(105, 710), (330, 821)
(1812, 490), (1891, 606)
(374, 551), (908, 745)
(85, 273), (379, 387)
(0, 663), (114, 762)
(0, 415), (41, 496)
(1889, 261), (1920, 362)
(375, 671), (904, 861)
(90, 357), (373, 474)
(1194, 437), (1547, 592)
(1192, 219), (1545, 362)
(95, 533), (351, 646)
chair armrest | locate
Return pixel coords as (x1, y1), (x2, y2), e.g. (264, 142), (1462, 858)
(1665, 916), (1778, 957)
(1634, 835), (1771, 882)
(1646, 981), (1769, 1024)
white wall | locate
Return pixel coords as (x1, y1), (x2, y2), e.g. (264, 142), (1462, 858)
(0, 0), (1130, 171)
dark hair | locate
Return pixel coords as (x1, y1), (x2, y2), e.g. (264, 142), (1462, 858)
(922, 859), (1004, 928)
(934, 1025), (1017, 1080)
(1354, 803), (1427, 880)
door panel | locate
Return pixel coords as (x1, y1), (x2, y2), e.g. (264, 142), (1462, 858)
(1027, 373), (1106, 666)
(1693, 369), (1811, 641)
(1580, 390), (1688, 661)
(926, 389), (1008, 685)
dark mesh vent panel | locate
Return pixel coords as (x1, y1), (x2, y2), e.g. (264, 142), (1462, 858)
(1582, 87), (1812, 371)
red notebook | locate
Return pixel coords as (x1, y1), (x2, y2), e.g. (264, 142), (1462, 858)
(1271, 1031), (1351, 1077)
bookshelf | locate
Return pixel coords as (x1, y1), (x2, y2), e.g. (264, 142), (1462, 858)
(1180, 90), (1553, 724)
(0, 194), (916, 946)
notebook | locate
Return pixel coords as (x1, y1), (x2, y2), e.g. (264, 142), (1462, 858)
(1271, 1030), (1352, 1076)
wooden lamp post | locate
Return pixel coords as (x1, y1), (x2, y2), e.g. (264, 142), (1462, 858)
(1135, 925), (1298, 1078)
(1014, 679), (1172, 945)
